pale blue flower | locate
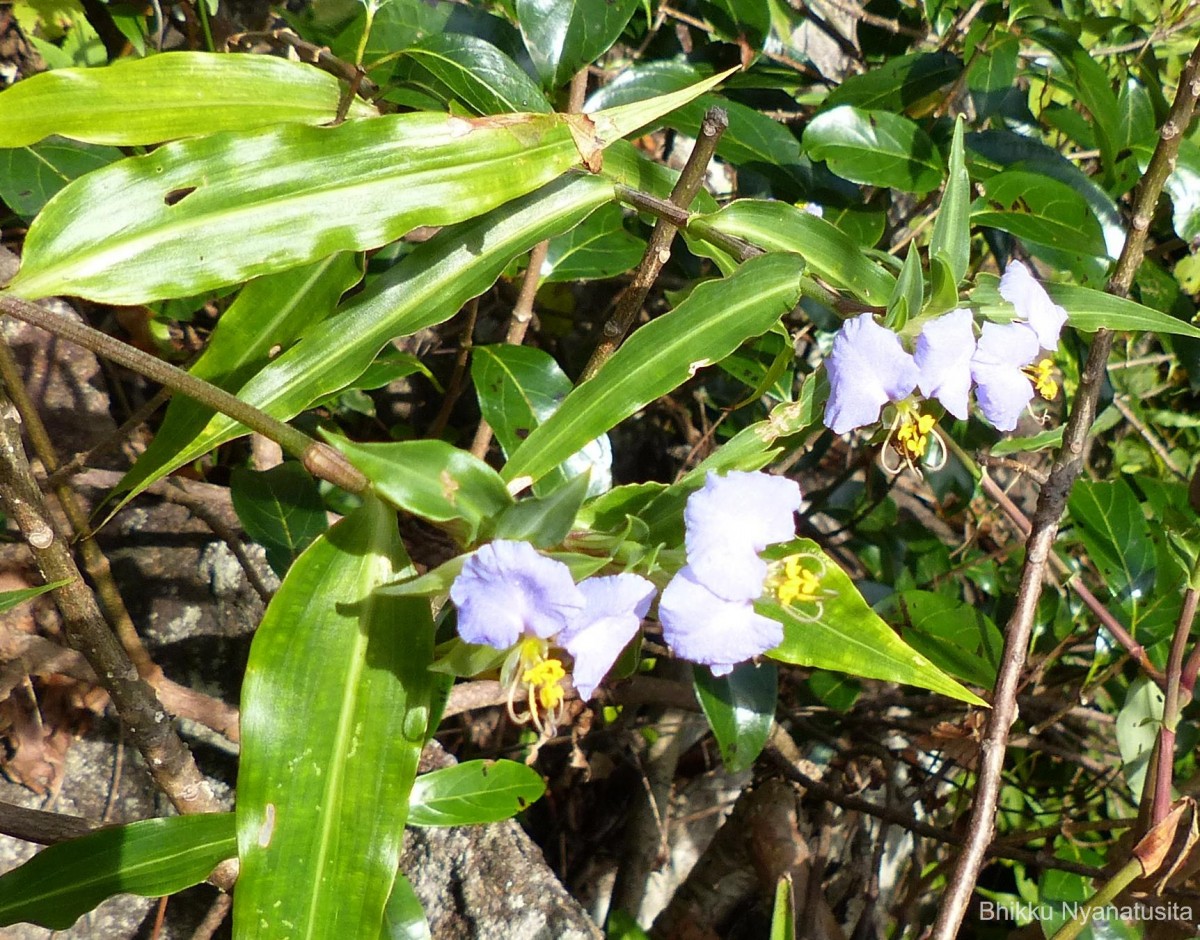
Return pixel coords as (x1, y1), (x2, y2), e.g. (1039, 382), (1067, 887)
(450, 540), (656, 703)
(450, 540), (584, 649)
(659, 471), (801, 674)
(999, 260), (1067, 350)
(969, 322), (1040, 432)
(824, 313), (921, 434)
(914, 308), (976, 420)
(658, 567), (784, 676)
(684, 470), (804, 599)
(559, 575), (656, 699)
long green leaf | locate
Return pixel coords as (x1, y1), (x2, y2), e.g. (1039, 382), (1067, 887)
(6, 73), (729, 303)
(0, 579), (69, 613)
(235, 497), (441, 940)
(406, 761), (546, 827)
(0, 140), (122, 221)
(127, 253), (361, 498)
(764, 539), (985, 705)
(694, 662), (777, 773)
(691, 200), (894, 305)
(113, 173), (617, 509)
(0, 52), (377, 147)
(0, 813), (235, 929)
(930, 116), (970, 286)
(501, 252), (806, 486)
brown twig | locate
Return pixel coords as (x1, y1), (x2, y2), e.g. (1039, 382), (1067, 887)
(0, 295), (366, 494)
(0, 800), (98, 844)
(581, 107), (729, 381)
(1151, 587), (1198, 827)
(0, 393), (224, 820)
(929, 38), (1200, 939)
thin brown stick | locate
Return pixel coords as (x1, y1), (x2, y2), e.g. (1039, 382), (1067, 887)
(1151, 588), (1198, 826)
(190, 892), (233, 940)
(580, 107), (728, 382)
(0, 800), (98, 844)
(0, 295), (366, 494)
(0, 393), (224, 820)
(930, 38), (1200, 939)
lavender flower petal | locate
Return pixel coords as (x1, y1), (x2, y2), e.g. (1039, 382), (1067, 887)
(823, 313), (921, 434)
(450, 540), (584, 649)
(999, 260), (1067, 350)
(684, 471), (802, 600)
(658, 566), (784, 675)
(559, 574), (656, 700)
(969, 322), (1040, 432)
(915, 308), (975, 420)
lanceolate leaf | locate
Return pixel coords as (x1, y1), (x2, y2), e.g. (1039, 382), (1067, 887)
(0, 52), (377, 147)
(501, 252), (806, 487)
(691, 200), (895, 305)
(930, 116), (970, 286)
(0, 579), (69, 613)
(0, 140), (122, 221)
(6, 73), (729, 304)
(113, 173), (617, 509)
(230, 463), (329, 577)
(0, 813), (235, 930)
(406, 761), (547, 827)
(382, 876), (431, 940)
(236, 497), (442, 940)
(763, 539), (984, 706)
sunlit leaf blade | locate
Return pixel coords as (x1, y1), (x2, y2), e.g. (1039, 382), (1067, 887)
(0, 813), (235, 929)
(230, 463), (329, 577)
(0, 579), (69, 613)
(972, 169), (1107, 257)
(7, 73), (729, 303)
(501, 252), (806, 486)
(930, 116), (970, 286)
(112, 174), (617, 510)
(0, 52), (377, 147)
(691, 199), (895, 305)
(541, 202), (646, 282)
(395, 33), (551, 115)
(694, 661), (776, 773)
(329, 439), (513, 544)
(803, 106), (943, 193)
(1068, 479), (1156, 620)
(770, 874), (796, 940)
(381, 876), (431, 940)
(236, 497), (442, 940)
(516, 0), (641, 88)
(763, 539), (985, 705)
(894, 590), (1003, 689)
(1031, 28), (1120, 176)
(406, 761), (546, 827)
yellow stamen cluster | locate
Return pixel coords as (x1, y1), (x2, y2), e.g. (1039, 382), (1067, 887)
(768, 556), (821, 606)
(505, 637), (568, 735)
(522, 659), (567, 711)
(1026, 358), (1058, 400)
(895, 410), (937, 459)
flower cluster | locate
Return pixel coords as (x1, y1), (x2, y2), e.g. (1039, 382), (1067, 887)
(448, 471), (812, 721)
(824, 261), (1067, 447)
(658, 470), (804, 675)
(450, 540), (654, 731)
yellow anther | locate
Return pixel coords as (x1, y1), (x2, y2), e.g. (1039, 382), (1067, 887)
(522, 658), (566, 711)
(1026, 358), (1058, 400)
(770, 556), (821, 606)
(895, 409), (935, 458)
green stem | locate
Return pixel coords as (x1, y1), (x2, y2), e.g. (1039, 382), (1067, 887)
(1047, 857), (1142, 940)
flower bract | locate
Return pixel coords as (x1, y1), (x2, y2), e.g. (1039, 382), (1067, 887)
(823, 313), (921, 434)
